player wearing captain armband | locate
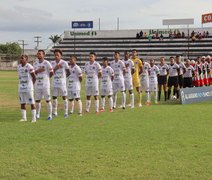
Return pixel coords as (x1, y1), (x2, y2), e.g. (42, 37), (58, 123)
(67, 55), (83, 116)
(84, 51), (102, 114)
(18, 55), (37, 123)
(33, 50), (53, 120)
(110, 51), (126, 109)
(51, 49), (70, 118)
(99, 57), (114, 112)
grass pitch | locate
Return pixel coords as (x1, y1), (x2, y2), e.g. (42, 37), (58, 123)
(0, 71), (211, 179)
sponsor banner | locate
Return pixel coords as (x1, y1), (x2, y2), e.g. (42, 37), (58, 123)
(202, 13), (212, 24)
(72, 21), (93, 29)
(70, 31), (97, 37)
(180, 86), (212, 104)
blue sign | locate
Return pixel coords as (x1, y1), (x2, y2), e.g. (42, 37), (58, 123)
(72, 21), (93, 29)
(180, 86), (212, 104)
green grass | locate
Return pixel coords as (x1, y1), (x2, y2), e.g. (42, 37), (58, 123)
(0, 71), (211, 179)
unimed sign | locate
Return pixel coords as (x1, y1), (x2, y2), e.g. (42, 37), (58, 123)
(202, 13), (212, 24)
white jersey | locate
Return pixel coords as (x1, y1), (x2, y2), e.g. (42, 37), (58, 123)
(183, 65), (194, 78)
(158, 63), (169, 76)
(140, 62), (151, 82)
(110, 60), (126, 83)
(17, 63), (35, 92)
(168, 63), (179, 77)
(33, 60), (53, 90)
(84, 61), (101, 87)
(67, 64), (82, 91)
(100, 66), (114, 90)
(51, 59), (69, 87)
(122, 59), (135, 80)
(177, 62), (186, 75)
(149, 65), (159, 84)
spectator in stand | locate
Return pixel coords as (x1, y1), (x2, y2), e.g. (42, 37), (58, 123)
(182, 32), (185, 38)
(144, 32), (148, 38)
(148, 34), (152, 41)
(139, 30), (143, 38)
(183, 59), (195, 88)
(136, 32), (140, 39)
(192, 35), (196, 42)
(206, 31), (209, 38)
(159, 33), (164, 41)
(169, 32), (173, 40)
(191, 31), (195, 38)
(155, 32), (159, 39)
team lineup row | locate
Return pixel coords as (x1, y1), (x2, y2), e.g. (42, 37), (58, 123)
(17, 49), (212, 122)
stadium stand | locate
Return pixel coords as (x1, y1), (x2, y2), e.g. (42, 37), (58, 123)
(46, 31), (212, 67)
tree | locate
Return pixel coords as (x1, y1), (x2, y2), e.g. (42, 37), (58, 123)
(49, 35), (61, 46)
(0, 42), (22, 56)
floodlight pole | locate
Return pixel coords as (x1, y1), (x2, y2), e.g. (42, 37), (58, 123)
(34, 36), (42, 50)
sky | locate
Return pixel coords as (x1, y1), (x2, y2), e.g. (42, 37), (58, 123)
(0, 0), (212, 49)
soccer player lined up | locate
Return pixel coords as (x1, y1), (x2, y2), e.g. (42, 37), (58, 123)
(176, 55), (186, 93)
(67, 55), (83, 116)
(157, 57), (169, 101)
(139, 59), (151, 106)
(51, 49), (70, 118)
(183, 59), (195, 88)
(167, 57), (180, 100)
(84, 51), (102, 114)
(123, 51), (135, 108)
(110, 51), (126, 109)
(149, 59), (159, 104)
(100, 57), (114, 112)
(18, 55), (37, 123)
(33, 50), (53, 120)
(131, 49), (143, 107)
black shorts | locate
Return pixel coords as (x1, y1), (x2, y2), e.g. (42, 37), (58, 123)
(158, 75), (167, 85)
(178, 75), (184, 87)
(168, 76), (178, 87)
(183, 77), (193, 88)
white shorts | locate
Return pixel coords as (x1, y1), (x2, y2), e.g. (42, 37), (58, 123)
(124, 79), (133, 91)
(113, 81), (125, 93)
(86, 86), (99, 96)
(100, 88), (113, 96)
(149, 83), (158, 92)
(35, 88), (51, 101)
(19, 91), (35, 105)
(68, 90), (80, 100)
(140, 81), (149, 92)
(52, 86), (67, 97)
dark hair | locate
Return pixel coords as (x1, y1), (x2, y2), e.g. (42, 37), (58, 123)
(70, 55), (77, 61)
(114, 51), (120, 54)
(38, 49), (45, 55)
(124, 50), (129, 54)
(170, 56), (174, 59)
(54, 49), (62, 55)
(20, 54), (29, 60)
(176, 55), (180, 58)
(89, 51), (96, 56)
(132, 49), (137, 52)
(102, 57), (109, 61)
